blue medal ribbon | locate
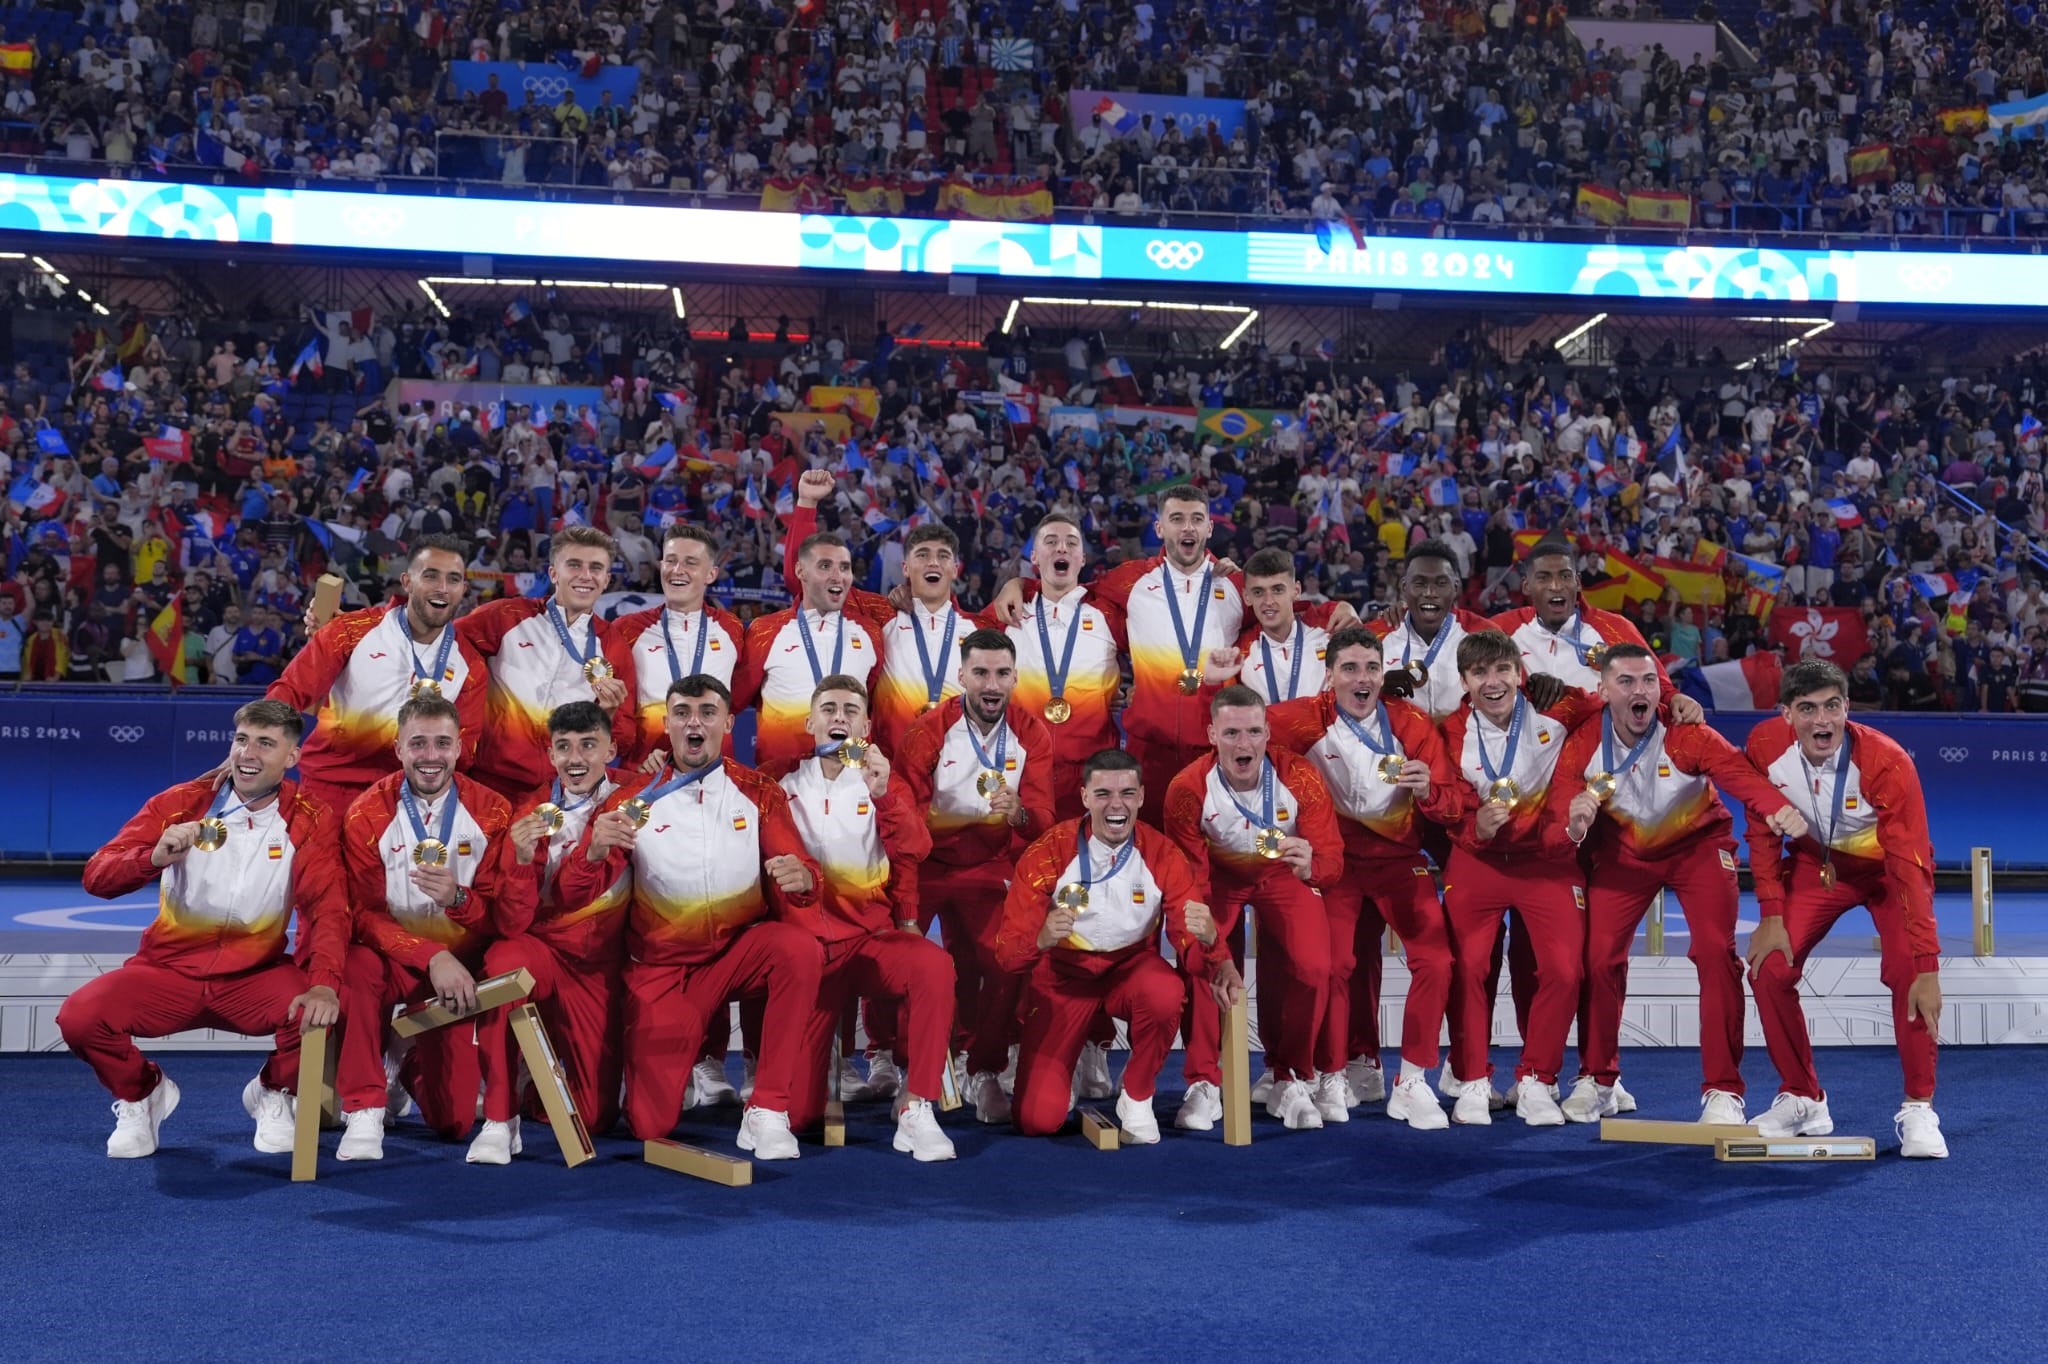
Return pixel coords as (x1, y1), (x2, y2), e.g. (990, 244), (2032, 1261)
(796, 608), (847, 685)
(545, 602), (601, 672)
(1259, 621), (1307, 702)
(659, 607), (711, 683)
(1549, 612), (1604, 668)
(207, 780), (280, 823)
(400, 781), (459, 850)
(1035, 594), (1083, 703)
(910, 604), (959, 707)
(547, 779), (598, 816)
(1338, 701), (1398, 757)
(411, 624), (457, 690)
(639, 761), (717, 808)
(1221, 756), (1278, 831)
(1161, 563), (1213, 677)
(1476, 697), (1526, 785)
(1400, 615), (1452, 675)
(1076, 821), (1137, 888)
(1802, 728), (1855, 855)
(1600, 711), (1661, 785)
(963, 714), (1009, 774)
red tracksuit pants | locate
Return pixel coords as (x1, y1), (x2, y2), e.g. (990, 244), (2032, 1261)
(1751, 858), (1938, 1101)
(918, 861), (1023, 1075)
(1184, 875), (1330, 1086)
(1443, 847), (1586, 1085)
(476, 936), (623, 1131)
(59, 960), (307, 1102)
(335, 942), (486, 1138)
(1580, 838), (1745, 1095)
(1320, 855), (1454, 1074)
(790, 931), (956, 1130)
(621, 921), (823, 1140)
(1415, 826), (1534, 1075)
(1012, 950), (1185, 1136)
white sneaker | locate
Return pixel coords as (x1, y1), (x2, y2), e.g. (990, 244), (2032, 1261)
(1174, 1079), (1223, 1131)
(337, 1107), (387, 1161)
(968, 1071), (1012, 1124)
(1250, 1067), (1276, 1106)
(740, 1055), (757, 1105)
(998, 1044), (1019, 1097)
(1894, 1102), (1948, 1159)
(690, 1056), (738, 1109)
(1561, 1076), (1617, 1124)
(1700, 1090), (1747, 1126)
(1075, 1041), (1113, 1100)
(1115, 1089), (1161, 1145)
(107, 1076), (181, 1159)
(736, 1106), (799, 1159)
(1443, 1066), (1507, 1110)
(241, 1074), (264, 1119)
(865, 1051), (904, 1101)
(1610, 1076), (1638, 1113)
(249, 1081), (296, 1154)
(1268, 1078), (1324, 1130)
(892, 1098), (957, 1161)
(1311, 1072), (1352, 1123)
(1387, 1074), (1451, 1130)
(836, 1056), (870, 1102)
(1754, 1092), (1833, 1138)
(1453, 1078), (1494, 1126)
(465, 1117), (521, 1165)
(1516, 1076), (1566, 1127)
(1345, 1057), (1386, 1104)
(383, 1049), (416, 1120)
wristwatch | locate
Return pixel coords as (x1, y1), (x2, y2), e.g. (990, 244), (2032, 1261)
(451, 886), (471, 911)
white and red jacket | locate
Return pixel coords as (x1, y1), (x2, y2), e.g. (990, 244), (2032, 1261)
(780, 757), (931, 941)
(733, 605), (885, 779)
(344, 772), (511, 969)
(492, 775), (629, 966)
(1005, 583), (1126, 770)
(1266, 693), (1472, 861)
(993, 819), (1211, 976)
(601, 601), (746, 767)
(1551, 713), (1796, 862)
(269, 603), (486, 790)
(1368, 607), (1497, 720)
(1440, 691), (1602, 859)
(1490, 601), (1672, 697)
(1232, 616), (1330, 706)
(1162, 748), (1346, 909)
(892, 698), (1059, 924)
(557, 759), (823, 967)
(1744, 717), (1940, 971)
(83, 778), (350, 990)
(458, 597), (617, 796)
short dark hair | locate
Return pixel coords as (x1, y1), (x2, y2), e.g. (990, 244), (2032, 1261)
(1242, 547), (1295, 581)
(548, 701), (610, 736)
(409, 533), (467, 567)
(798, 531), (847, 561)
(1523, 535), (1575, 567)
(1032, 511), (1083, 541)
(235, 698), (304, 742)
(1324, 625), (1383, 663)
(1081, 748), (1142, 782)
(1780, 659), (1849, 704)
(395, 694), (461, 731)
(811, 672), (870, 704)
(1404, 539), (1461, 575)
(958, 627), (1016, 660)
(662, 523), (720, 555)
(1159, 483), (1207, 510)
(1597, 642), (1656, 670)
(1456, 628), (1522, 675)
(1210, 683), (1265, 715)
(904, 523), (960, 556)
(666, 673), (734, 707)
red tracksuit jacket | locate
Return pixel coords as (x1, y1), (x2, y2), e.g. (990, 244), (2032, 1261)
(1161, 748), (1347, 908)
(1550, 712), (1796, 861)
(601, 601), (748, 766)
(492, 776), (632, 965)
(891, 697), (1058, 926)
(343, 772), (512, 970)
(1265, 693), (1473, 860)
(458, 597), (618, 796)
(993, 819), (1210, 976)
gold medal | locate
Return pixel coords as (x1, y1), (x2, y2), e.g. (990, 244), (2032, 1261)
(193, 817), (229, 852)
(1253, 826), (1285, 859)
(412, 838), (449, 867)
(1043, 697), (1072, 724)
(1584, 642), (1608, 670)
(1377, 754), (1407, 784)
(1485, 778), (1521, 809)
(621, 797), (653, 828)
(409, 678), (442, 699)
(1820, 861), (1837, 889)
(1177, 667), (1202, 695)
(838, 738), (870, 768)
(975, 770), (1005, 799)
(583, 657), (615, 683)
(1054, 883), (1089, 913)
(535, 802), (566, 834)
(1587, 772), (1617, 803)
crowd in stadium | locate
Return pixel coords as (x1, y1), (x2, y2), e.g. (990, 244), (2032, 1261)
(3, 281), (2047, 712)
(7, 0), (2048, 236)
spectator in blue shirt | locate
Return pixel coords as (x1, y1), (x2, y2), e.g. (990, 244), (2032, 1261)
(232, 608), (286, 685)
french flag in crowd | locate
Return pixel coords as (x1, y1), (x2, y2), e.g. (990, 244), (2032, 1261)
(1383, 452), (1418, 477)
(654, 390), (689, 414)
(1424, 476), (1460, 507)
(637, 440), (678, 478)
(863, 506), (899, 534)
(504, 297), (533, 327)
(9, 476), (60, 517)
(2020, 412), (2042, 441)
(1824, 498), (1863, 527)
(94, 365), (125, 393)
(289, 337), (324, 380)
(143, 425), (192, 462)
(1676, 652), (1784, 711)
(743, 478), (766, 519)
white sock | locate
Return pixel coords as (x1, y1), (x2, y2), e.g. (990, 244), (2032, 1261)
(1400, 1060), (1426, 1082)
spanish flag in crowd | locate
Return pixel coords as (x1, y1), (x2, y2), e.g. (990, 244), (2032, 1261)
(1583, 550), (1668, 611)
(146, 599), (186, 687)
(1648, 556), (1728, 607)
(1625, 190), (1692, 227)
(1576, 184), (1626, 225)
(840, 178), (906, 215)
(934, 175), (1055, 224)
(1937, 107), (1988, 135)
(0, 42), (34, 73)
(1849, 143), (1894, 184)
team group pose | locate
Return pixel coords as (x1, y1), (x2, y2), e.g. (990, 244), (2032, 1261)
(62, 492), (1954, 1165)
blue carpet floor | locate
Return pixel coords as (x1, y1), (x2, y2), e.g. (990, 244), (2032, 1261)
(1, 1047), (2041, 1362)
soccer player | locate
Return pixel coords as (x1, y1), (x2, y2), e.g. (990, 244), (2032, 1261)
(1550, 644), (1808, 1124)
(1232, 548), (1329, 706)
(993, 750), (1225, 1144)
(1164, 685), (1344, 1131)
(1003, 511), (1126, 821)
(1490, 536), (1669, 695)
(1743, 660), (1949, 1157)
(1267, 627), (1470, 1130)
(734, 529), (885, 779)
(556, 675), (825, 1158)
(1437, 629), (1601, 1127)
(467, 702), (631, 1164)
(894, 628), (1058, 1122)
(459, 526), (630, 800)
(64, 700), (347, 1158)
(1368, 540), (1497, 721)
(336, 694), (513, 1160)
(268, 534), (484, 812)
(779, 675), (959, 1161)
(603, 524), (745, 769)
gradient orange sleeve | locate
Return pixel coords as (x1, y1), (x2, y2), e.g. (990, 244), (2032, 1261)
(890, 717), (942, 928)
(83, 784), (203, 899)
(1140, 824), (1211, 973)
(992, 831), (1063, 973)
(1012, 711), (1058, 843)
(1865, 739), (1940, 967)
(1670, 722), (1796, 823)
(747, 771), (825, 935)
(286, 792), (352, 990)
(1396, 703), (1473, 827)
(1743, 721), (1794, 915)
(454, 785), (513, 938)
(877, 776), (933, 866)
(1161, 766), (1215, 908)
(1284, 755), (1346, 889)
(268, 609), (370, 712)
(491, 815), (545, 940)
(552, 773), (650, 912)
(1263, 697), (1324, 756)
(730, 615), (774, 713)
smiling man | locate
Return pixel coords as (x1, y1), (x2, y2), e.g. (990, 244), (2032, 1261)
(1491, 536), (1669, 697)
(1550, 644), (1807, 1126)
(460, 527), (628, 799)
(735, 528), (885, 779)
(1743, 660), (1949, 1157)
(336, 694), (512, 1161)
(603, 524), (746, 769)
(65, 700), (348, 1159)
(1232, 548), (1330, 705)
(269, 534), (485, 813)
(1368, 541), (1497, 721)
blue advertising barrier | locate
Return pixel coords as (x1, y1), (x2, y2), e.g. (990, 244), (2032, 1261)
(0, 693), (2030, 864)
(445, 61), (641, 112)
